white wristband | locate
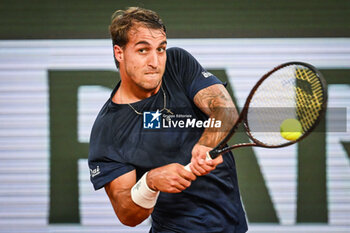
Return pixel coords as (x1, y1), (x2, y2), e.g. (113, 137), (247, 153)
(131, 172), (160, 209)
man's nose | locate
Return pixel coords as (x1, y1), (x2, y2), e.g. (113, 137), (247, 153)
(148, 51), (158, 68)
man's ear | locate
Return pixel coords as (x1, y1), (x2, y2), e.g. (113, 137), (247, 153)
(113, 45), (123, 63)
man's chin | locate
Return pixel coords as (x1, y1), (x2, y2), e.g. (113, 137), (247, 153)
(140, 78), (162, 92)
(143, 75), (162, 86)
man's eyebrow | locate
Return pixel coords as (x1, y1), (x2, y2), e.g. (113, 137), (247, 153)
(135, 41), (150, 46)
(134, 40), (167, 46)
(159, 41), (167, 46)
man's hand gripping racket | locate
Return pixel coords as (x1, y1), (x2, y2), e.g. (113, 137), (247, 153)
(185, 62), (327, 172)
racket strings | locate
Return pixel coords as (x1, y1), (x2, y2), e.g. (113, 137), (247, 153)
(246, 64), (326, 146)
(248, 67), (297, 145)
(295, 67), (324, 132)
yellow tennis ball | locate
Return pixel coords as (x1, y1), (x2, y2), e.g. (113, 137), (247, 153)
(280, 118), (302, 141)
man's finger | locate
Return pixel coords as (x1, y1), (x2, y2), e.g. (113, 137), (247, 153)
(180, 168), (197, 181)
(212, 155), (223, 166)
(193, 162), (214, 175)
(190, 164), (205, 176)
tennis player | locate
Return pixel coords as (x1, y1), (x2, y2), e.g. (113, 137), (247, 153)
(88, 7), (248, 233)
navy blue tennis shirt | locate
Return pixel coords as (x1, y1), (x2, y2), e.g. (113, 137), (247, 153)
(88, 47), (248, 233)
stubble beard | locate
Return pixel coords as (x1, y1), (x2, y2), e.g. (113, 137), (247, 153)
(127, 73), (163, 93)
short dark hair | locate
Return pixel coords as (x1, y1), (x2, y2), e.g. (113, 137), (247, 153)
(109, 7), (166, 68)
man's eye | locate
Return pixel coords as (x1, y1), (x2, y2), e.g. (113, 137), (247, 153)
(158, 47), (165, 52)
(139, 49), (147, 53)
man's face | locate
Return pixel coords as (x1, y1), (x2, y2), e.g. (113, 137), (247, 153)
(116, 24), (167, 92)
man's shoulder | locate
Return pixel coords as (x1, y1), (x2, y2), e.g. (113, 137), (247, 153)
(166, 47), (190, 57)
(90, 100), (115, 135)
(165, 47), (193, 72)
(91, 99), (135, 136)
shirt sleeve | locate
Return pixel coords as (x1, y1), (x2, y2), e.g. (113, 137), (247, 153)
(166, 47), (224, 100)
(88, 159), (135, 190)
(88, 108), (135, 190)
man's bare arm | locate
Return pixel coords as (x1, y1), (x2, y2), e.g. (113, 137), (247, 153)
(194, 84), (238, 147)
(190, 84), (239, 175)
(105, 164), (196, 227)
(105, 170), (152, 227)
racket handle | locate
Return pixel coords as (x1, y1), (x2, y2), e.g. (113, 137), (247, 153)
(208, 149), (222, 159)
(183, 152), (212, 172)
(184, 163), (192, 172)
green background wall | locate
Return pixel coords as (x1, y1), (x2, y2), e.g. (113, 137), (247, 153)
(0, 0), (349, 39)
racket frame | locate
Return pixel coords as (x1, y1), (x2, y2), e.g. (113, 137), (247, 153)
(209, 61), (328, 158)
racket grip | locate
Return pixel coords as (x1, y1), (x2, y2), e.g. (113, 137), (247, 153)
(184, 163), (192, 172)
(183, 152), (212, 172)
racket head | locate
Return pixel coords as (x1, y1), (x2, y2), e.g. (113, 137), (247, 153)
(243, 61), (327, 148)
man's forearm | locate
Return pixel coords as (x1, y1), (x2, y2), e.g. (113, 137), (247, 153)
(104, 171), (153, 227)
(194, 84), (238, 148)
(197, 107), (237, 148)
(107, 187), (153, 226)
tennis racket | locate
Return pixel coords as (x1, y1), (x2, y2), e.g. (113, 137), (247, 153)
(185, 61), (327, 171)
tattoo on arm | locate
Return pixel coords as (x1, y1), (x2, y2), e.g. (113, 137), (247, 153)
(193, 84), (238, 147)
